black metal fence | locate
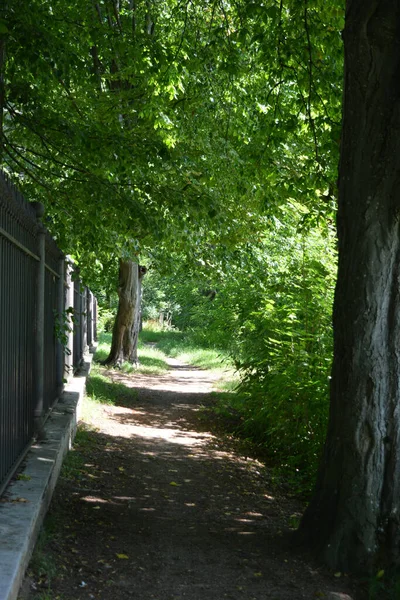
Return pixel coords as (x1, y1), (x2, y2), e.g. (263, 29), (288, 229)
(0, 171), (97, 495)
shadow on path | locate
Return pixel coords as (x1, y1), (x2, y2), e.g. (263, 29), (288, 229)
(20, 359), (359, 600)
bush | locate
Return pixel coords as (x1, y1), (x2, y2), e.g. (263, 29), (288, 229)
(98, 307), (116, 333)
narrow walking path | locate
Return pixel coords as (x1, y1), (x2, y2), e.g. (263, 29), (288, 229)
(20, 358), (357, 600)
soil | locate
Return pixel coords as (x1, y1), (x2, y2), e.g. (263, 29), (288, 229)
(20, 357), (362, 600)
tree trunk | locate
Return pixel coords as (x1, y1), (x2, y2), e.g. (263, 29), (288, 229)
(298, 1), (400, 573)
(104, 260), (145, 366)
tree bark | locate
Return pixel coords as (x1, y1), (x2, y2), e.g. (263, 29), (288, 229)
(104, 260), (146, 366)
(298, 1), (400, 573)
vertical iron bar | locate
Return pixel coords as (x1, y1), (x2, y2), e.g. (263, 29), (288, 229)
(34, 204), (45, 432)
(86, 289), (92, 347)
(56, 256), (65, 395)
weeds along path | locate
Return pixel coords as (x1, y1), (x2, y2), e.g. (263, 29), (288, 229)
(21, 356), (358, 600)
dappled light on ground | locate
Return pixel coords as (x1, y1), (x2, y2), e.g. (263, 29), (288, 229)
(19, 355), (359, 600)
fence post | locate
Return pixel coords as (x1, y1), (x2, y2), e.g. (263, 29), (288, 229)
(64, 259), (74, 380)
(56, 256), (65, 396)
(82, 285), (87, 355)
(93, 296), (98, 342)
(74, 275), (81, 368)
(34, 203), (45, 431)
(87, 289), (93, 348)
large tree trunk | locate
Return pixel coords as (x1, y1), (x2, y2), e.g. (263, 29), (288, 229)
(298, 2), (400, 573)
(104, 260), (146, 367)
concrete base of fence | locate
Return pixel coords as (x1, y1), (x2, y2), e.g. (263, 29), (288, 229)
(0, 349), (95, 600)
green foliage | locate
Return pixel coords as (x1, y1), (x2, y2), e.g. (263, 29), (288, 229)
(53, 307), (75, 355)
(97, 307), (117, 334)
(86, 366), (138, 404)
(142, 208), (336, 493)
(366, 568), (400, 600)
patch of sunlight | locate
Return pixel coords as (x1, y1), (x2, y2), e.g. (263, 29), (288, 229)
(113, 496), (136, 501)
(128, 423), (213, 446)
(80, 394), (106, 427)
(235, 518), (255, 524)
(81, 496), (109, 504)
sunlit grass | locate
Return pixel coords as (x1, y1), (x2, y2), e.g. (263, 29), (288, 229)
(170, 346), (226, 370)
(214, 377), (240, 393)
(124, 342), (169, 374)
(140, 322), (234, 374)
(86, 365), (137, 405)
(94, 331), (170, 374)
(92, 325), (237, 387)
(93, 331), (112, 362)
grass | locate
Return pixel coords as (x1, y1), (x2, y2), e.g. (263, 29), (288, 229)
(93, 325), (235, 379)
(140, 323), (235, 376)
(86, 366), (138, 404)
(94, 330), (170, 375)
(23, 514), (61, 600)
(92, 331), (112, 363)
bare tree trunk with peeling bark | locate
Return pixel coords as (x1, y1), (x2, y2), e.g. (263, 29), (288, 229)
(103, 260), (146, 367)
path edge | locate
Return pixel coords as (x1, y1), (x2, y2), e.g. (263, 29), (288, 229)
(0, 350), (95, 600)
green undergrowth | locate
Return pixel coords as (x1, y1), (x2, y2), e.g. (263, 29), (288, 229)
(24, 514), (59, 600)
(366, 568), (400, 600)
(94, 331), (169, 375)
(86, 365), (138, 404)
(60, 427), (93, 480)
(94, 327), (233, 375)
(141, 325), (233, 374)
(202, 381), (327, 498)
(212, 394), (322, 497)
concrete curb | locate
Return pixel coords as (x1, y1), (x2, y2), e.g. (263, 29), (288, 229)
(0, 352), (94, 600)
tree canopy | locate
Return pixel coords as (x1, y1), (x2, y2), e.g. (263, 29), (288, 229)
(2, 0), (344, 279)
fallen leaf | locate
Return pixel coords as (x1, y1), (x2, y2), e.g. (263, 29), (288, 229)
(116, 553), (129, 559)
(169, 481), (181, 486)
(334, 571), (342, 578)
(377, 569), (385, 579)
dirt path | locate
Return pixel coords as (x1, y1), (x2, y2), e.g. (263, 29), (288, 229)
(21, 358), (359, 600)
